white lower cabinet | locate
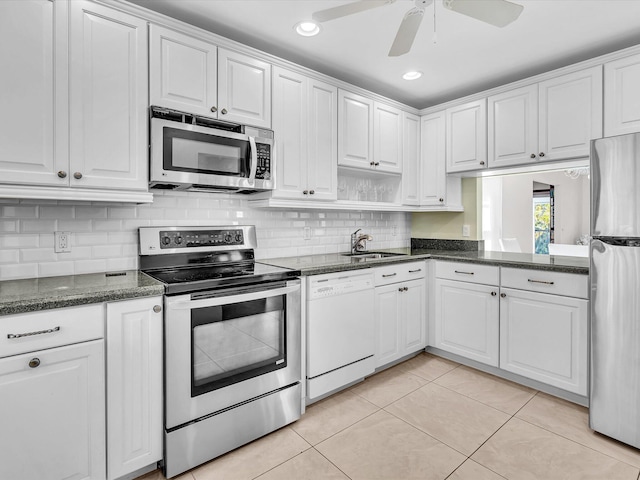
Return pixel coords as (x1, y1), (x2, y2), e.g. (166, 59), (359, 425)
(374, 263), (426, 368)
(434, 278), (500, 367)
(499, 286), (588, 396)
(0, 305), (106, 480)
(106, 296), (163, 480)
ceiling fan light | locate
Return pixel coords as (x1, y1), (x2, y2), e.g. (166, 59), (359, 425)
(295, 21), (321, 37)
(403, 71), (423, 80)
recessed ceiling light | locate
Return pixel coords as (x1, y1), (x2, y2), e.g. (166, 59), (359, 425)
(402, 71), (423, 80)
(295, 21), (321, 37)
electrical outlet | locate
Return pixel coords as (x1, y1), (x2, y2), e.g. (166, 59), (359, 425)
(54, 231), (71, 253)
(303, 226), (312, 240)
(462, 225), (470, 237)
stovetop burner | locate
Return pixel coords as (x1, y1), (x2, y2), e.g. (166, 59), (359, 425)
(139, 226), (300, 294)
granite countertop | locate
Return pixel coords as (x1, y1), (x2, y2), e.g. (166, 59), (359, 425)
(0, 270), (165, 316)
(258, 248), (590, 276)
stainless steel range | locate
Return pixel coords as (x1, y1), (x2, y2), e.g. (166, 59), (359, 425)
(139, 226), (301, 478)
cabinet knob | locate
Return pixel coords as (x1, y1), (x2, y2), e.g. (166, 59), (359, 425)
(153, 305), (162, 313)
(500, 293), (506, 298)
(221, 108), (228, 115)
(539, 152), (545, 157)
(57, 171), (67, 179)
(28, 358), (41, 368)
(479, 161), (485, 165)
(398, 287), (403, 292)
(303, 190), (309, 195)
(309, 190), (315, 195)
(491, 291), (497, 296)
(210, 106), (217, 113)
(73, 172), (82, 180)
(530, 153), (536, 159)
(439, 198), (444, 202)
(374, 162), (380, 167)
(370, 161), (375, 166)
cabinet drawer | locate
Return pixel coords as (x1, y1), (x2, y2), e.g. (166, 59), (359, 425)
(501, 267), (588, 299)
(435, 261), (499, 285)
(374, 261), (426, 286)
(0, 304), (104, 358)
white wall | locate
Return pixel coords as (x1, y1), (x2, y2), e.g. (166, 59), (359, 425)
(0, 191), (411, 281)
(482, 170), (590, 254)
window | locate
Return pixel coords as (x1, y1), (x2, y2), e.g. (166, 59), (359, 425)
(533, 184), (555, 254)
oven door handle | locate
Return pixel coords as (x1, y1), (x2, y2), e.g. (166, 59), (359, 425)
(167, 285), (299, 310)
(247, 136), (257, 187)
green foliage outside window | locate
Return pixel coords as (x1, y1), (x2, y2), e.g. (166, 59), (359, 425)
(534, 202), (551, 254)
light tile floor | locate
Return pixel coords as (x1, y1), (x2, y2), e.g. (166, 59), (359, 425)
(139, 353), (640, 480)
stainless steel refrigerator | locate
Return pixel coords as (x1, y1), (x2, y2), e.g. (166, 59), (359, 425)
(590, 132), (640, 448)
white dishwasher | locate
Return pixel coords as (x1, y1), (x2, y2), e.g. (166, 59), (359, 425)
(306, 269), (375, 402)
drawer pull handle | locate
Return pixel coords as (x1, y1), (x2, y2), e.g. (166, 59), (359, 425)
(454, 270), (474, 275)
(382, 273), (397, 278)
(7, 326), (60, 339)
(408, 269), (422, 273)
(528, 279), (555, 285)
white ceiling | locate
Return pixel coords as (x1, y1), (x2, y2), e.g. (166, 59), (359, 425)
(128, 0), (640, 109)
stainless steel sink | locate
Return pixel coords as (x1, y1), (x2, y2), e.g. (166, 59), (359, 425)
(342, 252), (407, 261)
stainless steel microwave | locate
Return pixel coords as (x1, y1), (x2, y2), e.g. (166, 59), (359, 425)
(149, 106), (275, 193)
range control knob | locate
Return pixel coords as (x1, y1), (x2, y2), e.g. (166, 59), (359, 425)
(235, 234), (242, 242)
(224, 234), (233, 243)
(175, 236), (183, 245)
(162, 236), (171, 246)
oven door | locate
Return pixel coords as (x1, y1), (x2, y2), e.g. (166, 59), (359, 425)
(164, 279), (301, 429)
(150, 118), (262, 190)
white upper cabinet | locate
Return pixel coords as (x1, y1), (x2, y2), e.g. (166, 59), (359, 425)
(150, 25), (271, 128)
(489, 66), (602, 168)
(373, 102), (403, 174)
(446, 99), (487, 173)
(69, 0), (149, 191)
(272, 67), (337, 201)
(488, 84), (539, 169)
(604, 53), (640, 137)
(402, 112), (420, 205)
(338, 90), (403, 174)
(338, 89), (374, 170)
(538, 66), (602, 161)
(420, 111), (448, 205)
(0, 0), (67, 187)
(149, 25), (217, 116)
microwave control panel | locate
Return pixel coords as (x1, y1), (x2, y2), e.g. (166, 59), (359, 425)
(255, 143), (271, 180)
(159, 229), (244, 249)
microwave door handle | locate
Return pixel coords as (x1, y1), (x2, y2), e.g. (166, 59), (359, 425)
(248, 135), (258, 186)
(167, 284), (298, 310)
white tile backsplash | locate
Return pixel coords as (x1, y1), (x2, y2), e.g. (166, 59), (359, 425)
(0, 190), (411, 280)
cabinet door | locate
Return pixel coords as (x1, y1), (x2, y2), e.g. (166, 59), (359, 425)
(538, 66), (603, 161)
(338, 89), (374, 169)
(0, 0), (68, 186)
(374, 102), (403, 174)
(307, 78), (338, 201)
(446, 99), (487, 173)
(217, 48), (271, 128)
(434, 279), (499, 366)
(604, 53), (640, 137)
(402, 279), (426, 354)
(375, 284), (402, 368)
(0, 340), (105, 480)
(149, 24), (217, 116)
(500, 288), (587, 395)
(402, 112), (421, 205)
(419, 111), (447, 206)
(272, 67), (308, 199)
(488, 84), (539, 168)
(106, 297), (163, 480)
(69, 1), (148, 191)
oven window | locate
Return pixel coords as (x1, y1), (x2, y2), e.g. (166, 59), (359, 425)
(191, 295), (286, 396)
(163, 127), (249, 177)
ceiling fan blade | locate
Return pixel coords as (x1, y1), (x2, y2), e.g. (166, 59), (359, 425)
(312, 0), (392, 23)
(443, 0), (524, 27)
(388, 7), (425, 57)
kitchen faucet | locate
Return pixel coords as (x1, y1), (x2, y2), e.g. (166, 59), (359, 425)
(351, 228), (373, 254)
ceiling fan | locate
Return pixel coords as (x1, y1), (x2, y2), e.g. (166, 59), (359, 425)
(311, 0), (524, 57)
